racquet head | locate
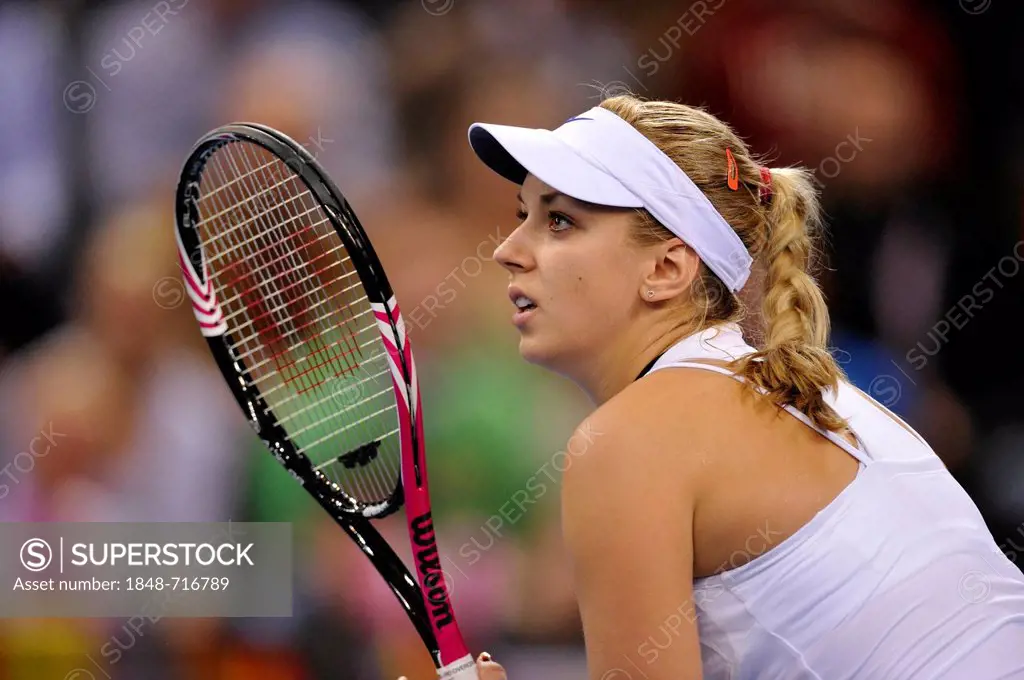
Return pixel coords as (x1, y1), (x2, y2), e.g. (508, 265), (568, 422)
(174, 123), (476, 679)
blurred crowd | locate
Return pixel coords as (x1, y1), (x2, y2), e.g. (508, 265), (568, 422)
(0, 0), (1020, 678)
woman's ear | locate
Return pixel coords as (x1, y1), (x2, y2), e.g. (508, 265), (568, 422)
(640, 239), (701, 303)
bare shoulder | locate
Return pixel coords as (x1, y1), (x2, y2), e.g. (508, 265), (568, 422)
(560, 365), (776, 550)
(564, 365), (757, 481)
(560, 366), (747, 538)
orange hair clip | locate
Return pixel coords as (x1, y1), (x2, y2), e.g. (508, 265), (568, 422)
(726, 148), (739, 191)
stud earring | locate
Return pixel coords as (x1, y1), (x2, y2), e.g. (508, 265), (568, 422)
(646, 290), (655, 298)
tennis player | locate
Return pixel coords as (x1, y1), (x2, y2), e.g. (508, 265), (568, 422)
(461, 96), (1024, 679)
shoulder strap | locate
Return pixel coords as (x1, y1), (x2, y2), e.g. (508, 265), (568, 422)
(666, 360), (873, 466)
(647, 326), (940, 467)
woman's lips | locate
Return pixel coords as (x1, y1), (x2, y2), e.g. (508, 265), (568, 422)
(512, 305), (537, 327)
(508, 286), (538, 327)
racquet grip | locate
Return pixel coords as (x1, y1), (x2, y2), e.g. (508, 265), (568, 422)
(438, 653), (479, 679)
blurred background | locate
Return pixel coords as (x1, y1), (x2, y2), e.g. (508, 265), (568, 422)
(0, 0), (1021, 677)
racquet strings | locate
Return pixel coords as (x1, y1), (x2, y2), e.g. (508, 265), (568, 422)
(191, 140), (402, 509)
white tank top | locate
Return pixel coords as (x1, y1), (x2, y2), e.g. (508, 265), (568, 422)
(645, 324), (1024, 679)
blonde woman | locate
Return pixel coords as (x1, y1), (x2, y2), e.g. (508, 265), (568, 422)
(460, 97), (1024, 679)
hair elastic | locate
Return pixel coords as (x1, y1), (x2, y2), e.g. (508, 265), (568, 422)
(759, 166), (773, 204)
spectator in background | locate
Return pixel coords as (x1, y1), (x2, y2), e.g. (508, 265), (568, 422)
(0, 194), (250, 678)
(0, 3), (69, 278)
(74, 195), (246, 523)
(85, 0), (397, 210)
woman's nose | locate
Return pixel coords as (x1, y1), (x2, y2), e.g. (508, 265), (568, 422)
(493, 226), (532, 273)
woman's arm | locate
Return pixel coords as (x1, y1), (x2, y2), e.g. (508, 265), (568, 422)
(562, 412), (704, 680)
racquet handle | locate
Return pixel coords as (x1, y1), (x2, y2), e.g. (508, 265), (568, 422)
(438, 654), (480, 679)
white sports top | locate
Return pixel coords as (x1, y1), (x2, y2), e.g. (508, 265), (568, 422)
(645, 324), (1024, 679)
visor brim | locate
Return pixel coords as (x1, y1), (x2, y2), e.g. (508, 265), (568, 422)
(468, 123), (643, 208)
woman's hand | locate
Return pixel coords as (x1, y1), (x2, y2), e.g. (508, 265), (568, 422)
(475, 652), (507, 679)
(398, 652), (507, 680)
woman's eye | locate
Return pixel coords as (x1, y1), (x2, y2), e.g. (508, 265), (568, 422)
(548, 212), (574, 232)
(515, 208), (528, 222)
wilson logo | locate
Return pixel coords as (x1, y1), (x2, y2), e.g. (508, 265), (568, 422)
(411, 512), (454, 630)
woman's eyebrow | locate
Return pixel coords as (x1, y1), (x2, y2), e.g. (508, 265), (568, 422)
(517, 190), (575, 207)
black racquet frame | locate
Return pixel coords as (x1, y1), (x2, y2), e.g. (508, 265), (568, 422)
(175, 123), (442, 660)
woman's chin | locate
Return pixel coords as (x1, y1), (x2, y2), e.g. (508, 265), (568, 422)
(517, 335), (562, 371)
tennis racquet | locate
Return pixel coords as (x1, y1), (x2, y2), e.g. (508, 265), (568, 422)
(173, 123), (478, 679)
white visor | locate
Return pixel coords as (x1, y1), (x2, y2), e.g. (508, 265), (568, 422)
(468, 106), (753, 292)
